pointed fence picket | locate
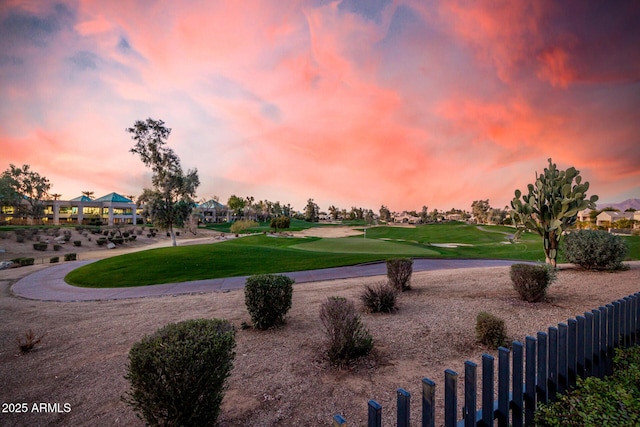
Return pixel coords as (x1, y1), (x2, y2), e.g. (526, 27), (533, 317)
(332, 292), (640, 427)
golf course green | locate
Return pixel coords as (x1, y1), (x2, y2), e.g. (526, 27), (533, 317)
(64, 222), (639, 288)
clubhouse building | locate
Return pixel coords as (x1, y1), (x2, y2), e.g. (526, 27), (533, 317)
(1, 192), (141, 226)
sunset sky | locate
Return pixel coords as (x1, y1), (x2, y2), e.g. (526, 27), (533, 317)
(1, 0), (638, 213)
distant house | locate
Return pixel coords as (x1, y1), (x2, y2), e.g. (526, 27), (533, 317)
(392, 212), (421, 224)
(576, 209), (593, 222)
(196, 199), (228, 223)
(596, 211), (634, 227)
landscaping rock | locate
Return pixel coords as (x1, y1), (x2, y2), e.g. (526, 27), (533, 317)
(107, 242), (116, 249)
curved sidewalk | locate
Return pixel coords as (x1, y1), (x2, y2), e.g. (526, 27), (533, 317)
(11, 258), (525, 302)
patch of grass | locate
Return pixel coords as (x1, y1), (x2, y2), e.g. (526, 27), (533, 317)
(290, 236), (439, 256)
(65, 235), (387, 288)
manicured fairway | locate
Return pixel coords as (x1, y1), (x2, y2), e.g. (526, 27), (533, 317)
(290, 236), (440, 255)
(64, 222), (640, 288)
(65, 235), (388, 288)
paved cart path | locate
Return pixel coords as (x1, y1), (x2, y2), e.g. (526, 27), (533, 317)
(11, 258), (528, 302)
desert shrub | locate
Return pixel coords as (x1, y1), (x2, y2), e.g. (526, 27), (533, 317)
(535, 346), (640, 426)
(16, 329), (45, 353)
(476, 311), (508, 349)
(33, 242), (47, 251)
(360, 282), (398, 313)
(387, 258), (413, 291)
(230, 220), (258, 234)
(19, 257), (34, 266)
(64, 253), (77, 261)
(244, 274), (294, 329)
(129, 235), (137, 241)
(15, 232), (25, 243)
(122, 232), (130, 238)
(53, 244), (61, 251)
(563, 229), (628, 271)
(510, 263), (556, 302)
(97, 237), (107, 246)
(270, 216), (291, 230)
(50, 256), (59, 263)
(123, 319), (236, 427)
(73, 240), (82, 247)
(320, 297), (373, 365)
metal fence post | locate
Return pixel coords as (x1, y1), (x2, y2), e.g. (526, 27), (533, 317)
(397, 388), (411, 427)
(536, 331), (548, 404)
(567, 319), (577, 389)
(482, 354), (494, 427)
(464, 361), (477, 427)
(591, 310), (601, 379)
(333, 414), (348, 426)
(497, 347), (510, 427)
(585, 311), (594, 377)
(557, 324), (568, 395)
(368, 400), (382, 427)
(444, 369), (458, 427)
(524, 336), (537, 427)
(547, 327), (558, 402)
(422, 378), (436, 427)
(512, 341), (524, 427)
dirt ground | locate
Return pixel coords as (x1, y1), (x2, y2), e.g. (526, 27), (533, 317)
(0, 226), (638, 426)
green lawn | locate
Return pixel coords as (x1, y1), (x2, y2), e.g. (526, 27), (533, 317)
(290, 236), (440, 256)
(65, 223), (640, 288)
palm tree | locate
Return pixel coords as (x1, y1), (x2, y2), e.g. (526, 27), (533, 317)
(82, 191), (94, 199)
(50, 193), (62, 200)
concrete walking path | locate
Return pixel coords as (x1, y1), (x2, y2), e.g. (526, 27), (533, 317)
(10, 258), (527, 302)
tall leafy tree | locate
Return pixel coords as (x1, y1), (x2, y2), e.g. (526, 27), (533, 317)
(304, 198), (319, 222)
(128, 118), (199, 247)
(227, 195), (246, 218)
(510, 158), (598, 267)
(1, 164), (51, 223)
(379, 205), (391, 222)
(471, 199), (491, 224)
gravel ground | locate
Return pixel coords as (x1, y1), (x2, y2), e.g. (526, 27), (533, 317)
(1, 255), (638, 426)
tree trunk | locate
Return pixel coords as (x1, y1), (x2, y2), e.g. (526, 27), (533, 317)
(169, 225), (177, 247)
(543, 231), (558, 267)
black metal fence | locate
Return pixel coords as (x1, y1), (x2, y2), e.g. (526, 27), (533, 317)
(333, 292), (640, 427)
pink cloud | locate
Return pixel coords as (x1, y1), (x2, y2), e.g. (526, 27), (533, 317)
(0, 0), (637, 212)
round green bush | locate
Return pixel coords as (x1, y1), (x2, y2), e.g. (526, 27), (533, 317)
(244, 274), (294, 329)
(563, 229), (628, 270)
(510, 263), (556, 302)
(476, 311), (508, 349)
(123, 319), (236, 427)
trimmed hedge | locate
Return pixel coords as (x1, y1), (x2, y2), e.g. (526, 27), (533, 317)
(510, 263), (556, 302)
(123, 319), (236, 427)
(244, 274), (294, 329)
(563, 229), (628, 270)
